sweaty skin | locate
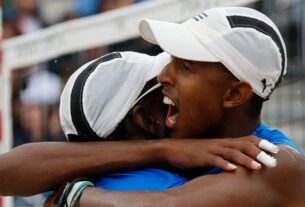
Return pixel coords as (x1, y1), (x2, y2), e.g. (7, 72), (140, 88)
(0, 76), (270, 196)
(46, 5), (305, 205)
(76, 146), (305, 207)
(62, 58), (305, 207)
(0, 136), (267, 196)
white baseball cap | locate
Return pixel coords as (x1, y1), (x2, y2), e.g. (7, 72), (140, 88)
(139, 7), (287, 100)
(60, 51), (170, 140)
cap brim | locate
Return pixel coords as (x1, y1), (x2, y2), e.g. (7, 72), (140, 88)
(146, 52), (170, 81)
(139, 19), (219, 62)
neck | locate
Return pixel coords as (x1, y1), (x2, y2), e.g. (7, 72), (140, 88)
(221, 117), (261, 138)
(209, 109), (261, 138)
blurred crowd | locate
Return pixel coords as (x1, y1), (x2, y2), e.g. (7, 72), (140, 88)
(3, 0), (162, 147)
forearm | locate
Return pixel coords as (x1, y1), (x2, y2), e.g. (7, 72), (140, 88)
(0, 140), (163, 196)
(77, 177), (243, 207)
(79, 188), (174, 207)
(0, 136), (277, 197)
(77, 147), (300, 207)
(77, 173), (265, 207)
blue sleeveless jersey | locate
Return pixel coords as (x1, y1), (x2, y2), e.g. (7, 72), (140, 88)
(252, 124), (304, 156)
(95, 124), (304, 190)
(95, 168), (188, 190)
(207, 124), (305, 175)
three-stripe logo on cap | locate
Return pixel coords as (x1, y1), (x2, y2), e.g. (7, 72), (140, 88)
(193, 12), (208, 21)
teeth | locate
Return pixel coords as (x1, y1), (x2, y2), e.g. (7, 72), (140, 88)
(168, 113), (179, 124)
(163, 96), (175, 106)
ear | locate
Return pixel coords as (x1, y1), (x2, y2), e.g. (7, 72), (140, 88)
(223, 81), (253, 108)
(132, 105), (159, 136)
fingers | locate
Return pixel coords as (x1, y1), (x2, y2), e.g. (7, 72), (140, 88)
(207, 155), (262, 171)
(240, 140), (278, 168)
(221, 137), (279, 170)
(206, 156), (237, 171)
(243, 137), (279, 167)
(217, 138), (279, 170)
(218, 148), (262, 170)
(241, 136), (279, 154)
(256, 151), (277, 167)
(166, 137), (278, 171)
(258, 139), (279, 154)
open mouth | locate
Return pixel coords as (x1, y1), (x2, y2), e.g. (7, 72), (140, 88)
(163, 96), (179, 128)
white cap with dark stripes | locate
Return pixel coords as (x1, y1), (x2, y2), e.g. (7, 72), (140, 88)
(139, 7), (287, 100)
(59, 51), (170, 141)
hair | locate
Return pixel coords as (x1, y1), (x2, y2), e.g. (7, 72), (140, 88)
(108, 78), (160, 140)
(246, 94), (264, 119)
(219, 63), (238, 82)
(107, 118), (128, 140)
(219, 64), (264, 119)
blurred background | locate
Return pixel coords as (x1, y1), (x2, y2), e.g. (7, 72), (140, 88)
(1, 0), (305, 206)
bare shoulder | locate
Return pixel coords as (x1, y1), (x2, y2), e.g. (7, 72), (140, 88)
(169, 145), (305, 207)
(263, 145), (305, 205)
(232, 145), (305, 206)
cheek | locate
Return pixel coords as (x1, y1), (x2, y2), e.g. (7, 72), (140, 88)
(182, 87), (222, 124)
(185, 102), (216, 124)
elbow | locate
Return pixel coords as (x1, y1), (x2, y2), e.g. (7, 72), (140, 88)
(0, 161), (14, 196)
(0, 162), (12, 196)
(0, 145), (37, 197)
(0, 172), (46, 196)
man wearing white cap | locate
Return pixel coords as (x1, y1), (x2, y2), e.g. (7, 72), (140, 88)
(0, 51), (274, 198)
(62, 7), (305, 207)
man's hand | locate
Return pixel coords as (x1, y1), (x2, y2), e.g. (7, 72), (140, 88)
(0, 136), (277, 196)
(72, 146), (305, 207)
(159, 136), (278, 171)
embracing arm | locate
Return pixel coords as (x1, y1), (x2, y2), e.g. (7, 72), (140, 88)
(77, 145), (305, 207)
(0, 136), (272, 196)
(0, 141), (160, 196)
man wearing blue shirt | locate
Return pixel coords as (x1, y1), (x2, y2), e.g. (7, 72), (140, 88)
(0, 51), (270, 197)
(67, 7), (305, 207)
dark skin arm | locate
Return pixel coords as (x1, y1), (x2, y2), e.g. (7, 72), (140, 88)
(0, 136), (267, 196)
(74, 146), (305, 207)
(0, 140), (159, 196)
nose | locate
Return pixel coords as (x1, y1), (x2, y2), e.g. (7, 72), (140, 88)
(157, 61), (175, 87)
